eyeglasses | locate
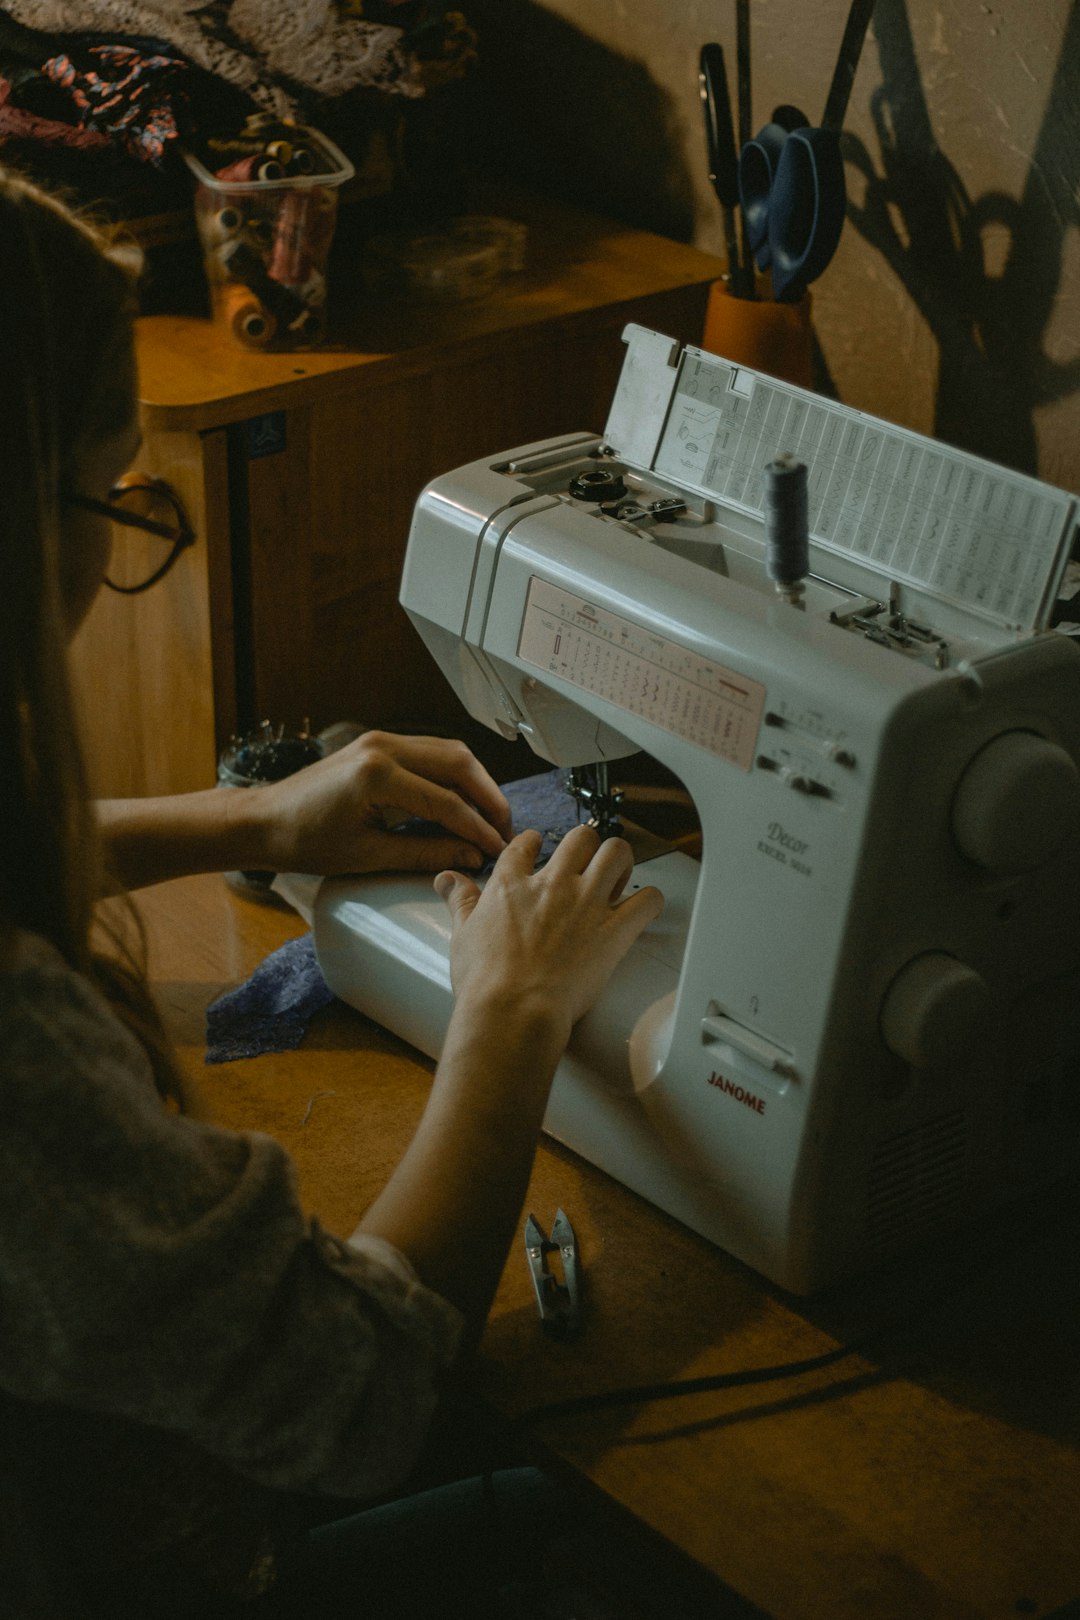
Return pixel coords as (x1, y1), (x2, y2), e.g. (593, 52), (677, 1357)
(66, 473), (195, 594)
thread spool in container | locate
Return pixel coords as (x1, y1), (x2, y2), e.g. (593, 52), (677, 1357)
(200, 202), (246, 249)
(207, 135), (264, 156)
(217, 238), (304, 322)
(214, 155), (260, 183)
(268, 189), (334, 286)
(244, 213), (275, 248)
(287, 307), (324, 342)
(220, 282), (276, 348)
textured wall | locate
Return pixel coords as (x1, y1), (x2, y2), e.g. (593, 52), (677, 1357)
(463, 0), (1080, 495)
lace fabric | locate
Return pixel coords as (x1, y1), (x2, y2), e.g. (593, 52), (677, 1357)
(5, 2), (426, 116)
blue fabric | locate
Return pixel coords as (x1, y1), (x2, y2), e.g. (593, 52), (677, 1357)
(413, 767), (582, 876)
(204, 932), (334, 1065)
(204, 770), (582, 1065)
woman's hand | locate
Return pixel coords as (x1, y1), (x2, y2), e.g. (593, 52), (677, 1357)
(96, 732), (512, 891)
(356, 822), (664, 1336)
(433, 823), (665, 1046)
(251, 731), (513, 876)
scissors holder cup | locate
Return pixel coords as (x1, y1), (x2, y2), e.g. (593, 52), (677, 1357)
(702, 278), (813, 389)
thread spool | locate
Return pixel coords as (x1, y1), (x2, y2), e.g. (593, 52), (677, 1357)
(268, 189), (315, 286)
(288, 307), (324, 340)
(244, 214), (275, 248)
(289, 146), (315, 176)
(264, 139), (293, 166)
(218, 238), (307, 322)
(763, 453), (809, 602)
(214, 155), (260, 183)
(221, 282), (276, 347)
(207, 135), (264, 155)
(201, 203), (246, 250)
(296, 268), (327, 309)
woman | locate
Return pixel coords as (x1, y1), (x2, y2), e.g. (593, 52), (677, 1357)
(0, 171), (663, 1618)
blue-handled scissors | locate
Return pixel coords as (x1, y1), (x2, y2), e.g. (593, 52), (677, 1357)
(737, 0), (875, 302)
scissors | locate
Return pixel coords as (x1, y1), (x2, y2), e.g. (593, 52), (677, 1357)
(737, 0), (876, 302)
(699, 42), (753, 298)
(524, 1209), (582, 1337)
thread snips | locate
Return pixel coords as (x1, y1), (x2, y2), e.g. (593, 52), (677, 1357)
(524, 1209), (581, 1337)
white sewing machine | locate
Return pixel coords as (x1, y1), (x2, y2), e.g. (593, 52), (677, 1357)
(313, 323), (1080, 1294)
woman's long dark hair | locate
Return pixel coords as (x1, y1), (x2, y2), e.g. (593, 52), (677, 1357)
(0, 171), (191, 1109)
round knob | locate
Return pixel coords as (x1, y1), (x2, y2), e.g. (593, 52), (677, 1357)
(879, 952), (991, 1071)
(951, 730), (1080, 874)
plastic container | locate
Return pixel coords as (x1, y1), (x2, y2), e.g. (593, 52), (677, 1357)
(362, 214), (528, 304)
(184, 125), (354, 350)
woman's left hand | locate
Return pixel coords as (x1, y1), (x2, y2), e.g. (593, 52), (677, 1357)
(248, 730), (512, 876)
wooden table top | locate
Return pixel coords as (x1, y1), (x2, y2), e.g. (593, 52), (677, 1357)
(131, 872), (1080, 1620)
(135, 190), (723, 432)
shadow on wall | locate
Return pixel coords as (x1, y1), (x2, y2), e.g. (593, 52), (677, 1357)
(459, 0), (696, 243)
(845, 0), (1080, 475)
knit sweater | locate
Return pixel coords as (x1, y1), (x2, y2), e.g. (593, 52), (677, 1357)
(0, 931), (461, 1610)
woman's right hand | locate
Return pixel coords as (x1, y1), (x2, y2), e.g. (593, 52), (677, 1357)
(357, 824), (663, 1337)
(433, 823), (665, 1046)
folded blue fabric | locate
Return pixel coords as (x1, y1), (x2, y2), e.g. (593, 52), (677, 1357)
(205, 769), (582, 1064)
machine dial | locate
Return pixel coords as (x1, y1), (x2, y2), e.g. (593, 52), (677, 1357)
(950, 730), (1080, 874)
(879, 952), (991, 1071)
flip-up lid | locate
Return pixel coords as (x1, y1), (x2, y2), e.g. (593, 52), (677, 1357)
(604, 324), (1077, 637)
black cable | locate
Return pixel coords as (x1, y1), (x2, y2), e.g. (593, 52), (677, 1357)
(520, 1338), (858, 1427)
(517, 1217), (1079, 1430)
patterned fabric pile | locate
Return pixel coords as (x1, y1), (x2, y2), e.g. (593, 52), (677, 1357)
(0, 1), (475, 213)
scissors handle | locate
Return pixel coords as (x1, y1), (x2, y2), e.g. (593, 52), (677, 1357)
(737, 121), (790, 272)
(699, 43), (739, 208)
(768, 126), (846, 301)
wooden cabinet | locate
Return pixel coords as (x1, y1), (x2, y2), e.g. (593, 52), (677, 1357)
(71, 193), (722, 796)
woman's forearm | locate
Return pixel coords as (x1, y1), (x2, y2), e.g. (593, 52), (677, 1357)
(356, 833), (664, 1347)
(94, 733), (511, 892)
(96, 791), (262, 890)
(354, 986), (570, 1345)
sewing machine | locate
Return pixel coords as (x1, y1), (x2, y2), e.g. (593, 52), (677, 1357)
(313, 323), (1080, 1294)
